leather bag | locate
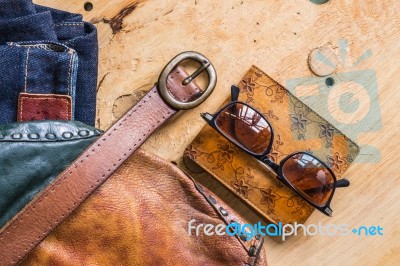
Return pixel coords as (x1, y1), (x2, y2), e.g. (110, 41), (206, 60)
(21, 148), (266, 266)
(0, 121), (266, 265)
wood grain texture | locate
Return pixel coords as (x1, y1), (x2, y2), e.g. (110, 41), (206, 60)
(35, 1), (400, 265)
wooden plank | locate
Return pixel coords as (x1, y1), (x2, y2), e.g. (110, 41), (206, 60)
(35, 0), (400, 265)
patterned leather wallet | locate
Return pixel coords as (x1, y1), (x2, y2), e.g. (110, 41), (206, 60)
(185, 66), (359, 225)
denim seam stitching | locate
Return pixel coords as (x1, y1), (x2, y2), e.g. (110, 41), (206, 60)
(16, 44), (67, 52)
(67, 52), (73, 95)
(17, 43), (76, 100)
(54, 23), (84, 27)
(8, 41), (70, 51)
(24, 47), (30, 93)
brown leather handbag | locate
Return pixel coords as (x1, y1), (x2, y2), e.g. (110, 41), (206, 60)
(0, 52), (266, 265)
(22, 149), (266, 266)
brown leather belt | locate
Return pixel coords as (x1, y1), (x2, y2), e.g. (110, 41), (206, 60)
(0, 51), (216, 265)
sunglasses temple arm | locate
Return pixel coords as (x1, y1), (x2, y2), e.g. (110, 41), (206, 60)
(261, 157), (280, 173)
(333, 178), (350, 188)
(200, 112), (213, 122)
(301, 178), (350, 195)
(231, 85), (240, 101)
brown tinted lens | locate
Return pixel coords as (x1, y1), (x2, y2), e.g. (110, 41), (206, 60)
(282, 153), (334, 206)
(215, 103), (272, 155)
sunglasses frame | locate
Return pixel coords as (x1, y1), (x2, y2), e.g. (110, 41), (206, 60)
(201, 100), (342, 216)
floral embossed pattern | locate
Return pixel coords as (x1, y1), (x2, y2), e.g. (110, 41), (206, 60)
(185, 66), (359, 226)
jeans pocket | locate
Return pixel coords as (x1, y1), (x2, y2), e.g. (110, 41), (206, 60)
(7, 41), (78, 119)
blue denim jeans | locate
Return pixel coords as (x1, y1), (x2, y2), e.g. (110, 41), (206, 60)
(0, 0), (98, 126)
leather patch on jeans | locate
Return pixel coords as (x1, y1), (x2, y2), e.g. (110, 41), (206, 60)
(17, 93), (72, 122)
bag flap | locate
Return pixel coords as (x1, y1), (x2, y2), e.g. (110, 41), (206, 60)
(0, 121), (101, 228)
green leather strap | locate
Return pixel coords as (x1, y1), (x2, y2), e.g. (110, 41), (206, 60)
(0, 121), (101, 227)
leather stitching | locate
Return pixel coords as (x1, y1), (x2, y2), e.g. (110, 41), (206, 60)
(18, 94), (72, 121)
(191, 180), (264, 266)
(18, 94), (23, 122)
(2, 88), (174, 265)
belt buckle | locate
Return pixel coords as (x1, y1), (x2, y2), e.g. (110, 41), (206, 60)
(158, 51), (217, 110)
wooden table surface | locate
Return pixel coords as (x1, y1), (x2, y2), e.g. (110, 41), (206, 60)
(36, 1), (400, 265)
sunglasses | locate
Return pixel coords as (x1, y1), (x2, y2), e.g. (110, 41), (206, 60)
(200, 85), (350, 216)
